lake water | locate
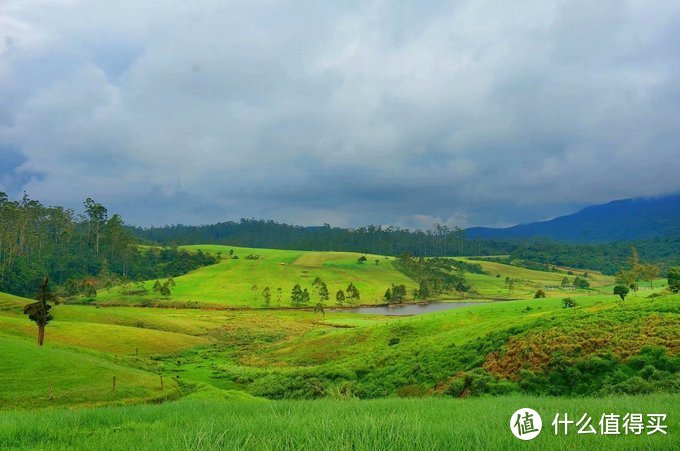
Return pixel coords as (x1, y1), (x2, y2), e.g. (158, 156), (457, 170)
(349, 302), (490, 316)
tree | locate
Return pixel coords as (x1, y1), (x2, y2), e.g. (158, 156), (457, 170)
(384, 287), (392, 302)
(640, 264), (659, 289)
(160, 281), (171, 299)
(261, 286), (271, 308)
(615, 270), (637, 293)
(291, 284), (303, 306)
(318, 282), (329, 304)
(618, 247), (643, 294)
(613, 284), (629, 301)
(573, 276), (590, 289)
(276, 287), (283, 304)
(562, 297), (577, 308)
(390, 284), (407, 303)
(81, 280), (97, 300)
(560, 277), (570, 287)
(63, 278), (81, 298)
(417, 280), (431, 300)
(336, 289), (345, 306)
(313, 302), (325, 317)
(301, 288), (310, 305)
(375, 259), (380, 265)
(23, 277), (58, 346)
(667, 267), (680, 293)
(534, 289), (546, 298)
(346, 282), (360, 304)
(357, 256), (367, 264)
(153, 279), (162, 294)
(83, 198), (107, 256)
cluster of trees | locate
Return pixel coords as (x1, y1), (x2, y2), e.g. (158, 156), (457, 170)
(286, 279), (361, 309)
(0, 193), (135, 296)
(152, 277), (176, 299)
(611, 248), (663, 301)
(614, 248), (660, 293)
(559, 276), (590, 289)
(393, 255), (472, 300)
(384, 284), (407, 303)
(0, 192), (217, 298)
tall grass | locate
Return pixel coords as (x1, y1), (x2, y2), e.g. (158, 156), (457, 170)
(1, 395), (677, 450)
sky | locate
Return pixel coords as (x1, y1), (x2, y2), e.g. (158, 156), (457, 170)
(1, 0), (679, 229)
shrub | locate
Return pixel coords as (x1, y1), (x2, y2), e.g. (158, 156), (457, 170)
(562, 297), (577, 308)
(534, 289), (546, 298)
(396, 384), (429, 398)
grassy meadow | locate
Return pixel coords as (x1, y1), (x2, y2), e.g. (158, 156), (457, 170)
(1, 247), (677, 449)
(97, 245), (416, 306)
(1, 395), (677, 450)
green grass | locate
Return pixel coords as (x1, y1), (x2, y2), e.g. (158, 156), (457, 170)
(0, 245), (676, 449)
(0, 395), (677, 450)
(97, 245), (416, 307)
(0, 335), (178, 408)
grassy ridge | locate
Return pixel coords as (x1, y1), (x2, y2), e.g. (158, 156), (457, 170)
(1, 395), (677, 450)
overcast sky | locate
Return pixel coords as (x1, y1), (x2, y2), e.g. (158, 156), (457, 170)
(1, 1), (679, 228)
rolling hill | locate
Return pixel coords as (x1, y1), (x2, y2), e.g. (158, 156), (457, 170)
(467, 193), (680, 243)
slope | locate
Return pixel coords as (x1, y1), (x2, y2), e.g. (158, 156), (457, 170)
(467, 193), (680, 243)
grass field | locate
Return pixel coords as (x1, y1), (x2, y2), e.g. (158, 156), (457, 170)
(1, 246), (677, 449)
(97, 245), (416, 307)
(93, 245), (619, 307)
(1, 395), (677, 450)
(0, 335), (178, 408)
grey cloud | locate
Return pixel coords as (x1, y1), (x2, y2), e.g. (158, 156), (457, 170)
(1, 0), (679, 228)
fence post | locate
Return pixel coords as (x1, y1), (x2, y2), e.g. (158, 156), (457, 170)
(160, 375), (164, 391)
(112, 376), (116, 392)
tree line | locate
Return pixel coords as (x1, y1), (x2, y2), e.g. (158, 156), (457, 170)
(0, 192), (216, 298)
(131, 219), (516, 257)
(131, 219), (680, 276)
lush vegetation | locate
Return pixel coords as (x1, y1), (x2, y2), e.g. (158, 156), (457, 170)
(0, 193), (217, 298)
(1, 394), (677, 450)
(1, 202), (678, 449)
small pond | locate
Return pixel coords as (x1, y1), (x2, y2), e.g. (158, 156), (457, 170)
(349, 301), (492, 316)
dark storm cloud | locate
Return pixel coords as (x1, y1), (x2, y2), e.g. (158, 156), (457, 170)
(1, 0), (679, 228)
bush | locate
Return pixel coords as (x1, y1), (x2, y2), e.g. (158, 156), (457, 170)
(396, 385), (429, 398)
(562, 297), (577, 308)
(534, 289), (546, 298)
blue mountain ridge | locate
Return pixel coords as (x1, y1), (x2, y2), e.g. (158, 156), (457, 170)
(466, 194), (680, 243)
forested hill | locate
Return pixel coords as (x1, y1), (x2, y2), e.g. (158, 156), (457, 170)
(0, 193), (217, 297)
(467, 194), (680, 243)
(131, 220), (516, 257)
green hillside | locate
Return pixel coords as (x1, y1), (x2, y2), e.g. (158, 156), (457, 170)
(98, 245), (417, 306)
(1, 247), (676, 449)
(0, 335), (178, 408)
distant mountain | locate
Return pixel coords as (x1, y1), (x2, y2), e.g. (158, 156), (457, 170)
(466, 194), (680, 243)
